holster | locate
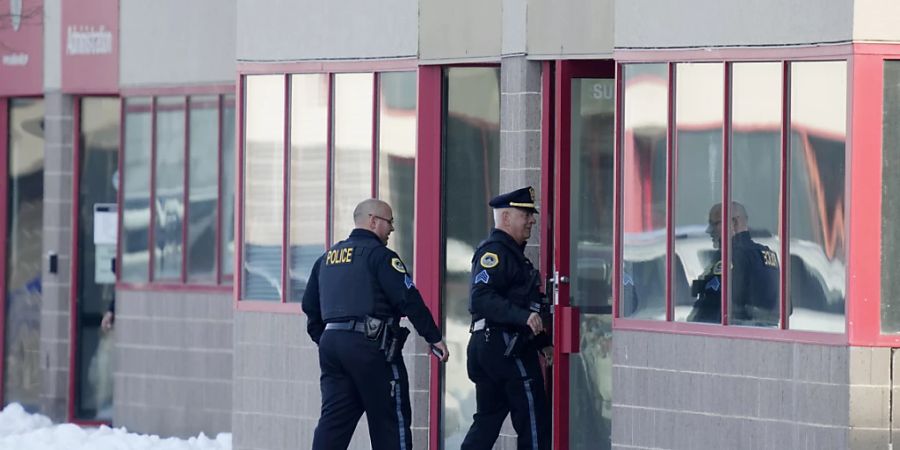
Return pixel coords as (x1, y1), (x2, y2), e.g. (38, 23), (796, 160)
(364, 316), (385, 341)
(503, 331), (532, 358)
(381, 325), (410, 363)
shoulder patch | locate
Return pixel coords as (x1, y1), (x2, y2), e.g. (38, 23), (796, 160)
(474, 269), (490, 285)
(391, 257), (407, 273)
(480, 252), (500, 269)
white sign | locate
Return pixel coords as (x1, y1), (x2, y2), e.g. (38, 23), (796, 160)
(66, 25), (113, 55)
(93, 203), (117, 245)
(94, 243), (116, 284)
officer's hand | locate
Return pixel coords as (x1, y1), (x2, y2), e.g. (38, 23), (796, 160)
(526, 312), (543, 335)
(540, 346), (553, 366)
(431, 341), (449, 363)
(101, 311), (114, 332)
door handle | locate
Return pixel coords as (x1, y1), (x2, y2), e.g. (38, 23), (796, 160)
(556, 305), (580, 354)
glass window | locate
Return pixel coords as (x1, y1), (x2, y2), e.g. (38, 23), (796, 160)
(620, 64), (668, 320)
(288, 74), (328, 302)
(153, 96), (186, 280)
(729, 63), (782, 327)
(788, 61), (847, 333)
(883, 61), (900, 333)
(674, 63), (724, 324)
(3, 98), (44, 412)
(187, 96), (219, 281)
(121, 97), (152, 282)
(221, 94), (236, 278)
(377, 71), (417, 271)
(242, 75), (285, 300)
(331, 73), (374, 242)
(441, 67), (501, 448)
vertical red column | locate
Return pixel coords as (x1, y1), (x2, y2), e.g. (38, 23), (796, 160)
(416, 66), (444, 450)
(847, 50), (883, 345)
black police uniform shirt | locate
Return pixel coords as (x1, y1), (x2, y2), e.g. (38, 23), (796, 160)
(470, 228), (550, 348)
(301, 228), (442, 345)
(688, 231), (779, 323)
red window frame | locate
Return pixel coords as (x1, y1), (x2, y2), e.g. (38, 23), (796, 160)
(612, 44), (878, 346)
(116, 85), (234, 293)
(235, 60), (420, 314)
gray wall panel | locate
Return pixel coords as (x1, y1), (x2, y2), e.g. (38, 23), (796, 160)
(611, 330), (892, 449)
(43, 0), (61, 90)
(854, 0), (900, 41)
(233, 312), (434, 450)
(236, 0), (417, 62)
(527, 0), (614, 59)
(419, 0), (501, 62)
(615, 0), (853, 49)
(120, 0), (235, 87)
(114, 290), (232, 438)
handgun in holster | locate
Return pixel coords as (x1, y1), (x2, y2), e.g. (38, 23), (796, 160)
(381, 324), (410, 363)
(504, 331), (533, 358)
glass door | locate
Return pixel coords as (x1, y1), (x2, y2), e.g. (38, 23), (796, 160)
(73, 97), (120, 421)
(550, 61), (615, 450)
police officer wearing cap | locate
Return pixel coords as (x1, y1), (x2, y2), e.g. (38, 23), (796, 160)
(687, 202), (780, 325)
(461, 186), (552, 450)
(302, 198), (449, 450)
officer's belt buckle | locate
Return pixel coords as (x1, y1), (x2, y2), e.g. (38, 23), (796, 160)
(470, 319), (486, 333)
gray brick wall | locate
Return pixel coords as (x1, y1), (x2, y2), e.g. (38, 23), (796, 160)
(612, 330), (894, 450)
(40, 91), (74, 422)
(233, 312), (434, 450)
(495, 55), (544, 449)
(114, 289), (232, 438)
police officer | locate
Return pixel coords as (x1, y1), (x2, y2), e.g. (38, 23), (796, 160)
(302, 198), (449, 450)
(461, 186), (552, 450)
(687, 202), (780, 325)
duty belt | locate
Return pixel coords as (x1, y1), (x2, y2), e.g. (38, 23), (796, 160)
(470, 319), (516, 333)
(325, 320), (367, 333)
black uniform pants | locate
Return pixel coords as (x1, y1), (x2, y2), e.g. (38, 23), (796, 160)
(461, 329), (550, 450)
(312, 330), (412, 450)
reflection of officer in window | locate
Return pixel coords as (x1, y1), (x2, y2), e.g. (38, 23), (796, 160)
(462, 186), (552, 450)
(687, 202), (780, 325)
(302, 199), (449, 450)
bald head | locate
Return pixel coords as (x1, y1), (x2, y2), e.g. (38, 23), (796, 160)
(354, 199), (389, 226)
(706, 201), (750, 248)
(353, 199), (394, 244)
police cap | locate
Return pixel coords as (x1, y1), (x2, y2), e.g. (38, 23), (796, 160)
(488, 186), (539, 214)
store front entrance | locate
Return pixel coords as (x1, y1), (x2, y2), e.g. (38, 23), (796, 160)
(547, 60), (615, 450)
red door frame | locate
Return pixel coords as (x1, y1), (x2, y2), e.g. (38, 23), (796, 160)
(549, 59), (616, 450)
(0, 97), (8, 408)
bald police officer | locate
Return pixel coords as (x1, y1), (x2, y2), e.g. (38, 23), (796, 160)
(462, 187), (552, 450)
(302, 199), (449, 450)
(687, 202), (780, 325)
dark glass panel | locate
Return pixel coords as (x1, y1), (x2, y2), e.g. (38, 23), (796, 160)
(440, 67), (500, 448)
(3, 98), (44, 413)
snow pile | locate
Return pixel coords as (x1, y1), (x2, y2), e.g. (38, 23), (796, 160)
(0, 403), (232, 450)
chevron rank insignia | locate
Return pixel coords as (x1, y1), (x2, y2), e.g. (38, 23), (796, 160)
(474, 269), (490, 285)
(391, 258), (406, 273)
(479, 252), (499, 269)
